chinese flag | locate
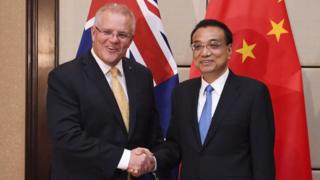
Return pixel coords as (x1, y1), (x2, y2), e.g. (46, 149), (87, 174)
(190, 0), (312, 179)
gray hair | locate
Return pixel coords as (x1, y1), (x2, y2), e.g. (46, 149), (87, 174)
(94, 3), (136, 34)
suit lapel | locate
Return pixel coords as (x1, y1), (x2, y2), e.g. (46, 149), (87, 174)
(202, 71), (240, 148)
(81, 52), (128, 134)
(122, 58), (137, 139)
(188, 78), (203, 149)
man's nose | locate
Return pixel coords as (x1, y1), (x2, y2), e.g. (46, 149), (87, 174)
(201, 45), (212, 56)
(109, 33), (120, 43)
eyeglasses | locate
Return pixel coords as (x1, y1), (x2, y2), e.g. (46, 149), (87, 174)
(191, 40), (225, 52)
(95, 26), (132, 40)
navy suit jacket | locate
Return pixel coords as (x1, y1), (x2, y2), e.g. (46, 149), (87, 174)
(47, 51), (164, 180)
(155, 71), (275, 180)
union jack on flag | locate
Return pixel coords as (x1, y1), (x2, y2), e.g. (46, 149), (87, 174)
(77, 0), (179, 138)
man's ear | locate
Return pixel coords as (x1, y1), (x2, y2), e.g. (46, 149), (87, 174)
(227, 44), (232, 59)
(91, 26), (96, 42)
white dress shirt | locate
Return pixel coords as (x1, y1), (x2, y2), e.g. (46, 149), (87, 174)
(91, 49), (130, 170)
(197, 69), (229, 122)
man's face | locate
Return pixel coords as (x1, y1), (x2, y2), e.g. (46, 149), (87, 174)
(91, 11), (133, 66)
(192, 26), (232, 77)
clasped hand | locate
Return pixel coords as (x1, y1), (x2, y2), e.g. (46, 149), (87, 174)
(128, 147), (155, 177)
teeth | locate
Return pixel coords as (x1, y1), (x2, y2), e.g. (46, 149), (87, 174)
(107, 47), (117, 51)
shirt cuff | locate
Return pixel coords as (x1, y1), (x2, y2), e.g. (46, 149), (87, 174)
(117, 149), (131, 170)
(153, 156), (157, 171)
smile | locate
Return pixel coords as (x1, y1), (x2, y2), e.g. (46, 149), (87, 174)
(106, 46), (118, 53)
(200, 60), (213, 65)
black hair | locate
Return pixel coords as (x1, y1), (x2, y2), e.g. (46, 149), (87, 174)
(190, 19), (233, 45)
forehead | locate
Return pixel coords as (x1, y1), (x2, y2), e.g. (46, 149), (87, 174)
(97, 11), (132, 31)
(192, 26), (226, 42)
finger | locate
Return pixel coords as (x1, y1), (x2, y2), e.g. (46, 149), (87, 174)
(143, 157), (154, 173)
(128, 168), (135, 173)
(133, 169), (140, 176)
(132, 147), (144, 155)
(138, 148), (153, 157)
(146, 155), (156, 172)
(141, 148), (152, 155)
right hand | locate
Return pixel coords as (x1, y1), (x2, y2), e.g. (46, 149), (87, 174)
(128, 147), (155, 177)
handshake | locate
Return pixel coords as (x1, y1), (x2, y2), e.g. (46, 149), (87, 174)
(127, 147), (156, 177)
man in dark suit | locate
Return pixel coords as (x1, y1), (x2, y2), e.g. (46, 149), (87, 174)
(47, 3), (161, 180)
(154, 19), (275, 180)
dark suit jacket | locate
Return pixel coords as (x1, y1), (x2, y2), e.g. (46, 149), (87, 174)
(47, 51), (164, 180)
(155, 71), (275, 180)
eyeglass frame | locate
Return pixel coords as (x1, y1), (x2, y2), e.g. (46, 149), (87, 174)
(190, 39), (228, 52)
(94, 26), (133, 40)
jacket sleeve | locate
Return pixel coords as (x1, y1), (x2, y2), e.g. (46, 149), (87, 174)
(250, 84), (275, 180)
(154, 87), (181, 172)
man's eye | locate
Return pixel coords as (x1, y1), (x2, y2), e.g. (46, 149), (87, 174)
(193, 44), (202, 50)
(209, 43), (220, 49)
(103, 30), (113, 36)
(118, 33), (128, 39)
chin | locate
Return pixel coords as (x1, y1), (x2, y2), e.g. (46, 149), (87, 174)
(200, 66), (215, 72)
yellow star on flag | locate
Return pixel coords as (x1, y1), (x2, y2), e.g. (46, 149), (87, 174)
(267, 19), (288, 42)
(278, 0), (283, 3)
(236, 39), (256, 63)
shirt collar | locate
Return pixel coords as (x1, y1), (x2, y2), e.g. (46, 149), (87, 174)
(91, 48), (124, 76)
(200, 68), (229, 96)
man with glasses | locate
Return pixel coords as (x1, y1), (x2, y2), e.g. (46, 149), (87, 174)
(47, 3), (164, 180)
(154, 19), (276, 180)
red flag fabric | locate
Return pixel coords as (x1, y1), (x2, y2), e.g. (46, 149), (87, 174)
(190, 0), (312, 179)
